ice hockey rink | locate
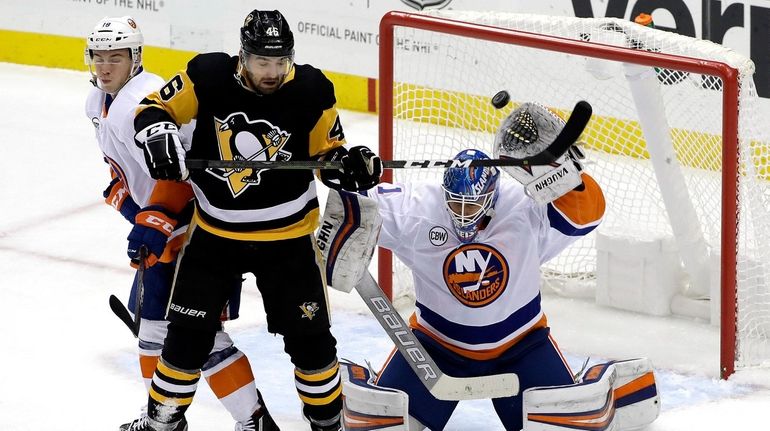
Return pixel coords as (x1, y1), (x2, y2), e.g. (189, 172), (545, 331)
(1, 61), (769, 430)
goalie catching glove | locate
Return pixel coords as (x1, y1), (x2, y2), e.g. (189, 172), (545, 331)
(494, 102), (586, 205)
(316, 189), (382, 293)
(134, 121), (188, 181)
(127, 205), (178, 267)
(320, 145), (383, 192)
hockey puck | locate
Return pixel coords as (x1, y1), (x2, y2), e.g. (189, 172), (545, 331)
(491, 90), (510, 109)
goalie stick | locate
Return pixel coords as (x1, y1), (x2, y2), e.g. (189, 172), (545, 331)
(184, 100), (591, 172)
(356, 271), (519, 401)
(108, 246), (147, 338)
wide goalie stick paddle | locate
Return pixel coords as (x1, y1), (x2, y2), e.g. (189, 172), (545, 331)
(184, 101), (592, 172)
(355, 272), (519, 401)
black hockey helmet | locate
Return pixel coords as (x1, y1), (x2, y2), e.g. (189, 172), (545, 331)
(240, 10), (294, 57)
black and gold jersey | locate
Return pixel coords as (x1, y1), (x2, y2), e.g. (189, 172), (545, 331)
(135, 53), (346, 241)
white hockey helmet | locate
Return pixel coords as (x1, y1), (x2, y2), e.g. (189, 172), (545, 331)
(84, 16), (144, 87)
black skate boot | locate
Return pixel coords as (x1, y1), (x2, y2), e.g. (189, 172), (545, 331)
(118, 413), (188, 431)
(309, 416), (341, 431)
(235, 406), (280, 431)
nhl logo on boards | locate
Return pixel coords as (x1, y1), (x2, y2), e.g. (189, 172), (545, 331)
(401, 0), (453, 11)
(429, 226), (448, 246)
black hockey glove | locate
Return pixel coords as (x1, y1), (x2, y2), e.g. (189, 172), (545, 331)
(320, 146), (383, 192)
(134, 121), (188, 181)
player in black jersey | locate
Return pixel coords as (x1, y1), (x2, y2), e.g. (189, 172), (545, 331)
(125, 9), (382, 431)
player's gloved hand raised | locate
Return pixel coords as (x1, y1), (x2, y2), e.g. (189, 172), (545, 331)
(134, 121), (189, 181)
(127, 205), (177, 267)
(103, 177), (140, 223)
(320, 146), (382, 192)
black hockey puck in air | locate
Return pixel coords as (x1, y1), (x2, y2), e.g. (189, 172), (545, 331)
(491, 90), (510, 109)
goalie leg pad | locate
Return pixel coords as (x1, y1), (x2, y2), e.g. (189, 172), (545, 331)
(341, 361), (409, 431)
(316, 190), (382, 293)
(523, 358), (659, 431)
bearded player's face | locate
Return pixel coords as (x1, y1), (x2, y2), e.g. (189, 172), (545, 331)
(241, 52), (294, 94)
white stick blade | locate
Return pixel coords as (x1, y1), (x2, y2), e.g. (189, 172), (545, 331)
(431, 373), (519, 401)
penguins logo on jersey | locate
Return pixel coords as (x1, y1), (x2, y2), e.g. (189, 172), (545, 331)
(299, 301), (320, 320)
(91, 117), (100, 129)
(442, 243), (509, 307)
(208, 112), (292, 197)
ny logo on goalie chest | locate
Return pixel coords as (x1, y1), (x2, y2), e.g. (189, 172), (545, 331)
(370, 296), (438, 381)
(443, 244), (509, 307)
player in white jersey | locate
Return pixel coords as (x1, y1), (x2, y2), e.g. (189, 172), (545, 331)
(84, 16), (267, 431)
(366, 103), (605, 431)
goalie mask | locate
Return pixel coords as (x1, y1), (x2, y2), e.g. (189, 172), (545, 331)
(442, 149), (500, 243)
(84, 16), (144, 92)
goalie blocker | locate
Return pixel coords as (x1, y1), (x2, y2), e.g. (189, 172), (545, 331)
(316, 189), (382, 293)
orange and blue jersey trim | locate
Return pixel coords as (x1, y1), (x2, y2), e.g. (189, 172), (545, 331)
(547, 173), (605, 236)
(411, 293), (545, 359)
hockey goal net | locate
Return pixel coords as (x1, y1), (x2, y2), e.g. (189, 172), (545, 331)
(377, 10), (770, 378)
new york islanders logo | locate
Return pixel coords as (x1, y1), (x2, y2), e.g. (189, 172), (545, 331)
(208, 112), (292, 197)
(443, 244), (509, 307)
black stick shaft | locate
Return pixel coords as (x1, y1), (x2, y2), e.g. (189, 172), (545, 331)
(184, 101), (591, 172)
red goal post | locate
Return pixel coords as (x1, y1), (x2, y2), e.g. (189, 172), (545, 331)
(375, 10), (765, 379)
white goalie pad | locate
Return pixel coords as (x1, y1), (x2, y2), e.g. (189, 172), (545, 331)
(523, 358), (660, 431)
(341, 361), (409, 431)
(317, 190), (382, 293)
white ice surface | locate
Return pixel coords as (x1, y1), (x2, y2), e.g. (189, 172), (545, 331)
(1, 62), (769, 430)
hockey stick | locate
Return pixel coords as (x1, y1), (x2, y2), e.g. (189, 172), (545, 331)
(109, 294), (136, 338)
(108, 246), (147, 338)
(355, 272), (519, 401)
(184, 100), (591, 172)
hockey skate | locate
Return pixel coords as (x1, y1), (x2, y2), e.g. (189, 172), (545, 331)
(235, 406), (280, 431)
(118, 413), (188, 431)
(309, 418), (341, 431)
